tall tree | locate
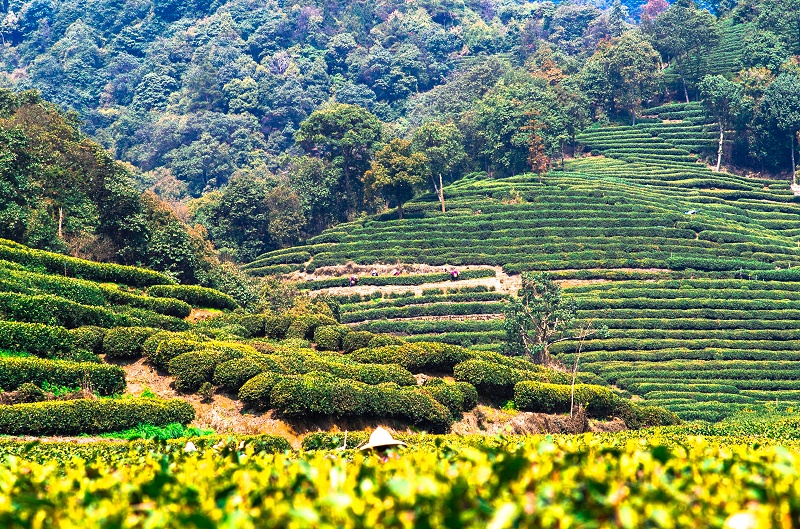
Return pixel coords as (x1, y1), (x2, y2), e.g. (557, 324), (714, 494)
(650, 0), (719, 103)
(699, 75), (745, 172)
(411, 122), (466, 213)
(295, 104), (383, 219)
(762, 73), (800, 183)
(363, 139), (429, 220)
(606, 31), (662, 125)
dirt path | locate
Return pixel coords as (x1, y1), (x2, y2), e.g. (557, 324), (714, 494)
(119, 358), (300, 444)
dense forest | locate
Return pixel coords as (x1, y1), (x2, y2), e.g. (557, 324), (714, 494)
(0, 0), (799, 264)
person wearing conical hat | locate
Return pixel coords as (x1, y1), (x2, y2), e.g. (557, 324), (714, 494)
(358, 427), (407, 461)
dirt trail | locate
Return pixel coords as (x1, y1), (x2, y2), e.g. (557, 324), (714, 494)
(119, 358), (300, 444)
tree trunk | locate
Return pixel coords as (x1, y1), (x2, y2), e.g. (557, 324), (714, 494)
(397, 202), (404, 220)
(677, 58), (690, 104)
(631, 108), (636, 126)
(432, 174), (445, 213)
(58, 207), (63, 238)
(793, 132), (797, 185)
(715, 121), (724, 173)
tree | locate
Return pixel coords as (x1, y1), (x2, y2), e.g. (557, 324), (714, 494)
(606, 31), (662, 125)
(608, 0), (629, 38)
(295, 104), (383, 218)
(651, 0), (719, 103)
(503, 272), (579, 365)
(699, 75), (745, 172)
(363, 139), (429, 220)
(640, 0), (669, 21)
(762, 73), (800, 183)
(411, 122), (466, 213)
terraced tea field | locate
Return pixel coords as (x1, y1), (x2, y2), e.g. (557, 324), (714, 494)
(249, 102), (800, 421)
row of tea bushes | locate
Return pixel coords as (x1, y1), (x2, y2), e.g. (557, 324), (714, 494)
(0, 397), (194, 436)
(0, 238), (173, 287)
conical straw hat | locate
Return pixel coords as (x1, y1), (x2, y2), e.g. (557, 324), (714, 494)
(358, 427), (407, 450)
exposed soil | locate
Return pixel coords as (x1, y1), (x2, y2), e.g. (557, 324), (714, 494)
(450, 405), (626, 435)
(116, 357), (300, 444)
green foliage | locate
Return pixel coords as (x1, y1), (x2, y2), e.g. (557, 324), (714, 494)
(504, 272), (579, 363)
(453, 359), (571, 399)
(168, 348), (244, 393)
(67, 326), (106, 355)
(363, 139), (429, 219)
(0, 240), (173, 287)
(0, 398), (194, 436)
(238, 371), (284, 409)
(313, 325), (349, 351)
(342, 331), (375, 354)
(270, 373), (452, 432)
(148, 284), (238, 310)
(102, 327), (159, 359)
(101, 422), (214, 441)
(421, 379), (479, 420)
(514, 381), (618, 417)
(0, 356), (124, 395)
(13, 382), (48, 403)
(0, 320), (72, 357)
(213, 357), (269, 393)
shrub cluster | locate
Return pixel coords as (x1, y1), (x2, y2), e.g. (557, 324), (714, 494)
(313, 325), (350, 351)
(453, 360), (570, 399)
(0, 398), (194, 435)
(148, 285), (238, 310)
(421, 379), (478, 420)
(0, 321), (72, 357)
(68, 326), (106, 356)
(513, 381), (618, 417)
(103, 327), (159, 359)
(0, 356), (125, 395)
(351, 342), (473, 373)
(270, 373), (452, 432)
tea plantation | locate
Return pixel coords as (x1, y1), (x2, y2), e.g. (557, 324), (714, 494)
(248, 103), (800, 422)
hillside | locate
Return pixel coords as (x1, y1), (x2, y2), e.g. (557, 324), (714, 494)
(249, 101), (800, 421)
(0, 236), (673, 439)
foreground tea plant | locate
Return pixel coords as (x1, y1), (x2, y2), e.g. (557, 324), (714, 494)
(1, 433), (799, 528)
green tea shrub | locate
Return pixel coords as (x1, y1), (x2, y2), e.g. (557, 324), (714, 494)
(421, 379), (478, 419)
(342, 331), (375, 353)
(270, 373), (451, 432)
(0, 356), (125, 395)
(103, 327), (159, 359)
(513, 381), (617, 416)
(313, 325), (349, 351)
(148, 337), (203, 371)
(264, 314), (293, 339)
(238, 371), (284, 408)
(286, 314), (338, 340)
(68, 326), (106, 355)
(14, 382), (47, 403)
(0, 398), (194, 435)
(168, 348), (245, 392)
(0, 240), (174, 287)
(453, 360), (570, 399)
(0, 321), (71, 357)
(213, 357), (272, 392)
(101, 286), (191, 318)
(148, 285), (238, 310)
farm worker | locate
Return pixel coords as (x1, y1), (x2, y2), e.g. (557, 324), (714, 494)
(371, 269), (379, 277)
(450, 269), (459, 280)
(392, 268), (401, 276)
(349, 275), (358, 287)
(358, 427), (407, 461)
